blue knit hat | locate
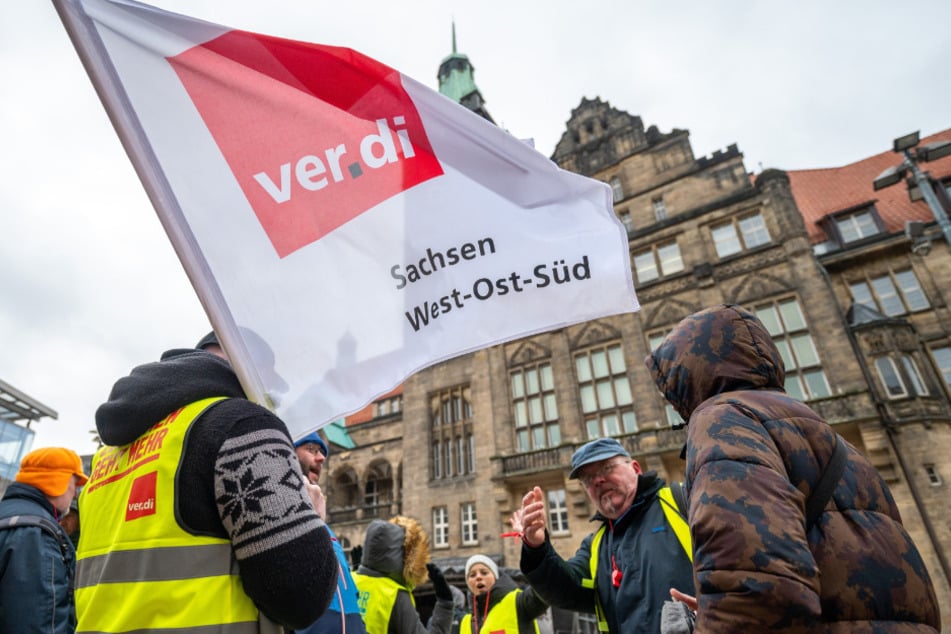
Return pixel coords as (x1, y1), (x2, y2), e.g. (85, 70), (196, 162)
(294, 432), (328, 456)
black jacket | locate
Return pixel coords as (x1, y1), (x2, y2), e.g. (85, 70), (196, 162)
(520, 473), (694, 634)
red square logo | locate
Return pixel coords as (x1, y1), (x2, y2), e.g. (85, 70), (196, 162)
(168, 31), (443, 258)
(126, 471), (158, 521)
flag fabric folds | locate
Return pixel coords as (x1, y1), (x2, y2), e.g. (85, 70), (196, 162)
(54, 0), (639, 439)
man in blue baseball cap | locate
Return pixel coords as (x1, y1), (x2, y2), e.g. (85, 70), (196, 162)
(292, 431), (368, 634)
(515, 437), (695, 634)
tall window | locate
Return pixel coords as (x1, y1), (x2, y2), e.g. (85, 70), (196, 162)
(754, 299), (831, 401)
(511, 363), (561, 452)
(610, 177), (624, 203)
(652, 196), (668, 221)
(619, 210), (633, 231)
(876, 357), (908, 398)
(432, 507), (449, 548)
(547, 489), (569, 534)
(835, 208), (881, 243)
(633, 240), (684, 284)
(849, 269), (930, 316)
(431, 386), (474, 480)
(925, 465), (943, 486)
(902, 355), (929, 396)
(665, 404), (684, 428)
(461, 502), (478, 545)
(648, 331), (684, 428)
(876, 355), (929, 398)
(931, 346), (951, 388)
(711, 212), (771, 258)
(575, 344), (637, 438)
(374, 395), (402, 417)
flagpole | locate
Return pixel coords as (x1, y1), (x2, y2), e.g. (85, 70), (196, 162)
(50, 0), (273, 410)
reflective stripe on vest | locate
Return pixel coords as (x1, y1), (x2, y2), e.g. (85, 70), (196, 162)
(580, 486), (693, 632)
(76, 397), (273, 634)
(459, 589), (539, 634)
(657, 486), (692, 563)
(352, 572), (412, 634)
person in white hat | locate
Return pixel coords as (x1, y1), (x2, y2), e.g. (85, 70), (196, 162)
(460, 554), (547, 634)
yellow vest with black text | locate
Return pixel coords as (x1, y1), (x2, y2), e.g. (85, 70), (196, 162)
(75, 397), (279, 634)
(581, 486), (692, 632)
(459, 589), (539, 634)
(352, 572), (411, 634)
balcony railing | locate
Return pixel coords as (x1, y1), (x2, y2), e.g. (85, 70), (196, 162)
(499, 428), (688, 478)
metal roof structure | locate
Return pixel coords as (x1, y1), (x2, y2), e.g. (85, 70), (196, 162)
(0, 378), (58, 426)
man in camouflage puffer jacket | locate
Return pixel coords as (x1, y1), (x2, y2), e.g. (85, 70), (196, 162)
(645, 303), (940, 633)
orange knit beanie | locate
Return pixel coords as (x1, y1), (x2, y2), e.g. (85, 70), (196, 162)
(15, 447), (89, 497)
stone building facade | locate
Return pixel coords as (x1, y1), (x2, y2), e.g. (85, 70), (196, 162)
(321, 97), (951, 631)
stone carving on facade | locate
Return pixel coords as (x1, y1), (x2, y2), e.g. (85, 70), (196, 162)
(894, 329), (919, 352)
(717, 248), (786, 281)
(862, 331), (888, 354)
(569, 319), (622, 349)
(506, 339), (552, 367)
(642, 298), (700, 331)
(729, 270), (793, 305)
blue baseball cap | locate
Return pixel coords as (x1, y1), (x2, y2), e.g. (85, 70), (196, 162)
(569, 438), (630, 479)
(294, 432), (329, 456)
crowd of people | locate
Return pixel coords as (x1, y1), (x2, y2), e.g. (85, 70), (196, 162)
(0, 304), (943, 633)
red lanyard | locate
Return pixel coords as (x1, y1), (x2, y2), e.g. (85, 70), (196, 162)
(471, 593), (491, 632)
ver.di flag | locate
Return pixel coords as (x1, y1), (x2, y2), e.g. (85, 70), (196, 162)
(54, 0), (639, 439)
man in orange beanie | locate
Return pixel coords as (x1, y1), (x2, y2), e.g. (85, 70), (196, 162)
(0, 446), (88, 633)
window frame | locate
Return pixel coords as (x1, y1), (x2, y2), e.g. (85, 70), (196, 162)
(710, 211), (772, 258)
(547, 488), (570, 535)
(461, 502), (478, 545)
(610, 177), (624, 203)
(511, 362), (561, 452)
(875, 356), (908, 399)
(753, 298), (831, 401)
(931, 346), (951, 390)
(430, 385), (474, 480)
(574, 343), (637, 439)
(849, 268), (930, 317)
(633, 239), (684, 285)
(832, 206), (883, 244)
(432, 506), (450, 548)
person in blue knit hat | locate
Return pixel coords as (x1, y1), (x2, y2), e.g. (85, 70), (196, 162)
(293, 431), (368, 634)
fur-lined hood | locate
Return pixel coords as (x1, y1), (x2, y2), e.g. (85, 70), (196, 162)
(357, 516), (430, 588)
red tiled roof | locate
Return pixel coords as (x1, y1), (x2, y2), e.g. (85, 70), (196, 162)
(786, 129), (951, 244)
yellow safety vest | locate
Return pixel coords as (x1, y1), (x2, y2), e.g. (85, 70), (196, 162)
(459, 589), (540, 634)
(76, 397), (279, 634)
(581, 486), (692, 632)
(352, 571), (412, 634)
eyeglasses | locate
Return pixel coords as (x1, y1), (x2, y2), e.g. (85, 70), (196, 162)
(578, 460), (626, 487)
(299, 443), (327, 457)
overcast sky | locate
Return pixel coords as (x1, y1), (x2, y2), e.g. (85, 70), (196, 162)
(3, 0), (950, 457)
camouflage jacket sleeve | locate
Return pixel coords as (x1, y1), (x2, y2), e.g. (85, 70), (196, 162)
(687, 402), (822, 631)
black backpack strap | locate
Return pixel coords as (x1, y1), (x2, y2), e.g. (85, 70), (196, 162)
(0, 514), (71, 563)
(805, 434), (848, 531)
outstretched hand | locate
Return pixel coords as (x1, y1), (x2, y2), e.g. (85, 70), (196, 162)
(519, 486), (547, 547)
(427, 563), (453, 601)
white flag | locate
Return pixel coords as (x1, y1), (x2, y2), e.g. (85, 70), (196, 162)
(54, 0), (639, 439)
